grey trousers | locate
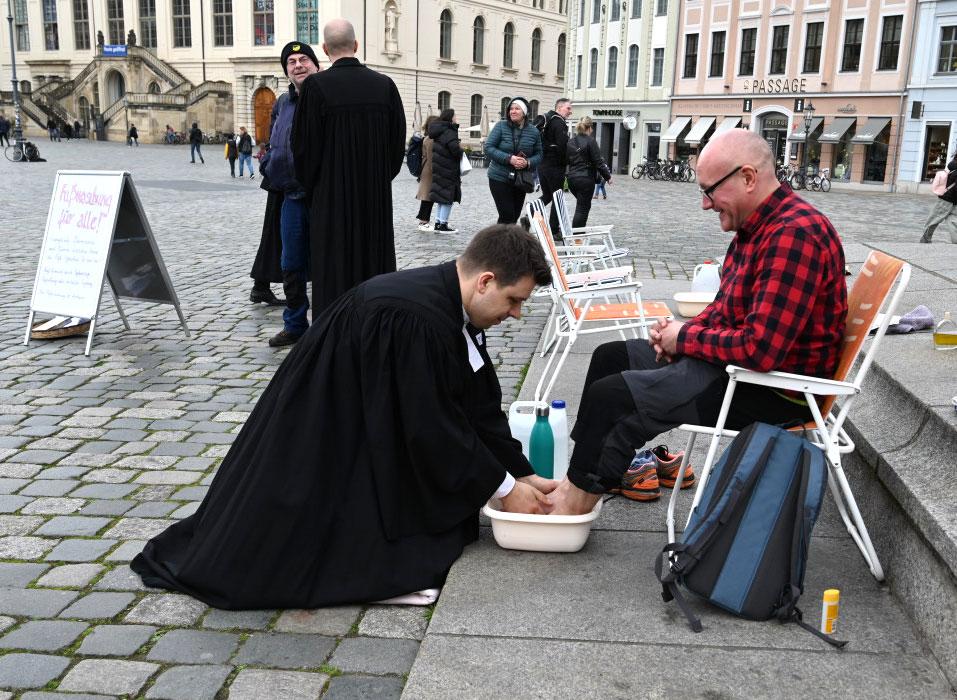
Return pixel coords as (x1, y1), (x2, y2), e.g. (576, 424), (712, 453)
(921, 198), (957, 243)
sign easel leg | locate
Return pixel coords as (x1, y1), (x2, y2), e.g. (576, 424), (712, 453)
(173, 302), (190, 338)
(110, 286), (131, 331)
(23, 310), (35, 346)
(84, 316), (98, 356)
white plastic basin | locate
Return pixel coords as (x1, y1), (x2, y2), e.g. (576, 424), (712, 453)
(482, 498), (602, 553)
(673, 291), (717, 318)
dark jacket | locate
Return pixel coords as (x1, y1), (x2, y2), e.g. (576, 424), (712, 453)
(566, 133), (611, 183)
(940, 157), (957, 204)
(0, 118), (8, 135)
(189, 126), (203, 145)
(262, 87), (304, 195)
(238, 132), (253, 155)
(540, 110), (570, 169)
(226, 138), (238, 159)
(427, 120), (463, 205)
(485, 119), (543, 183)
(128, 126), (138, 139)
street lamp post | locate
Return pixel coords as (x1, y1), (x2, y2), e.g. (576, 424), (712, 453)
(5, 0), (26, 156)
(801, 101), (816, 185)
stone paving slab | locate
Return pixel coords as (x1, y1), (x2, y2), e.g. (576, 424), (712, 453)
(58, 659), (158, 695)
(76, 624), (157, 657)
(227, 668), (328, 700)
(0, 653), (71, 690)
(0, 620), (88, 652)
(233, 632), (336, 670)
(144, 664), (232, 700)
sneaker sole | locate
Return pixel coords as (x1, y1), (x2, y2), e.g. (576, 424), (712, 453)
(658, 474), (696, 489)
(617, 486), (661, 502)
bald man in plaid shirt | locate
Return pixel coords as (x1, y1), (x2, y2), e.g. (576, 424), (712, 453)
(549, 129), (847, 515)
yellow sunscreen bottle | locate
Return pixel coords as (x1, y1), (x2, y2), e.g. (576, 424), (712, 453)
(821, 589), (840, 634)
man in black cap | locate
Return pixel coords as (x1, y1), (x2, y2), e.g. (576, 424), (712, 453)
(292, 19), (406, 316)
(260, 40), (321, 347)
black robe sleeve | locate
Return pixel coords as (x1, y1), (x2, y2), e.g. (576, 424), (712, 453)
(389, 81), (406, 179)
(291, 75), (323, 192)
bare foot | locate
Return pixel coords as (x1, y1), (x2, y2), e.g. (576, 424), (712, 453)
(546, 479), (600, 515)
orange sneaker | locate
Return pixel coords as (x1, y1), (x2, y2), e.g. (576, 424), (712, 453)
(651, 444), (695, 489)
(610, 450), (660, 501)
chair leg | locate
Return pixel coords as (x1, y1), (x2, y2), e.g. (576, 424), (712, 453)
(687, 379), (738, 518)
(825, 455), (885, 581)
(540, 304), (559, 357)
(667, 432), (698, 543)
(539, 335), (575, 403)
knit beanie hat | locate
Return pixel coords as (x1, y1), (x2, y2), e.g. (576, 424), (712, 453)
(509, 97), (530, 116)
(280, 41), (320, 75)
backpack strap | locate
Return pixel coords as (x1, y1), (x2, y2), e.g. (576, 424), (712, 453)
(655, 544), (703, 633)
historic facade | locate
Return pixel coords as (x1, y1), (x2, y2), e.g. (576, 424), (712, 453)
(668, 0), (917, 189)
(566, 0), (680, 174)
(0, 0), (567, 144)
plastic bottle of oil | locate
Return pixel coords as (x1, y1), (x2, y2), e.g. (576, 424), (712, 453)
(934, 311), (957, 351)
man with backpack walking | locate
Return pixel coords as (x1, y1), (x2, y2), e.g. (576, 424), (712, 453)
(237, 126), (256, 179)
(536, 98), (572, 237)
(189, 122), (205, 163)
(547, 129), (847, 515)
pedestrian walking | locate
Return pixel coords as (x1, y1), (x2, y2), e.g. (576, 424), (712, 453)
(566, 117), (612, 228)
(485, 97), (543, 224)
(537, 98), (573, 235)
(921, 152), (957, 244)
(64, 122), (74, 140)
(189, 122), (205, 163)
(128, 125), (139, 147)
(46, 118), (58, 142)
(165, 124), (176, 144)
(237, 126), (255, 179)
(0, 114), (9, 147)
(73, 119), (82, 139)
(415, 115), (438, 231)
(224, 133), (238, 177)
(428, 109), (463, 233)
(594, 176), (607, 200)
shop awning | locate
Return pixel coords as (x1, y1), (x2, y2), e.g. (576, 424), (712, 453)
(661, 116), (692, 142)
(715, 116), (741, 133)
(817, 117), (856, 144)
(684, 117), (716, 145)
(787, 116), (824, 142)
(851, 117), (891, 144)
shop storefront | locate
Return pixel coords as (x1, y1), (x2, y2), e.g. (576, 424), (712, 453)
(575, 102), (670, 174)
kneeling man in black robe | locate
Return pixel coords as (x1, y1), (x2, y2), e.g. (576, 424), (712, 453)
(131, 224), (555, 609)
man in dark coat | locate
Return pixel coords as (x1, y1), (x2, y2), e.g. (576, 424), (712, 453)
(130, 224), (555, 609)
(537, 98), (572, 237)
(292, 18), (406, 316)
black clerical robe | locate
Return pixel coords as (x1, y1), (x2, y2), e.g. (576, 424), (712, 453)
(131, 261), (533, 609)
(291, 56), (406, 316)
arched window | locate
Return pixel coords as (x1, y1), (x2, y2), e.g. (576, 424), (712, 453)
(503, 22), (515, 68)
(607, 46), (618, 87)
(500, 96), (511, 118)
(611, 0), (621, 21)
(589, 48), (598, 87)
(78, 96), (91, 127)
(531, 29), (542, 72)
(439, 9), (452, 59)
(470, 94), (483, 130)
(472, 16), (485, 63)
(147, 81), (160, 94)
(438, 90), (451, 112)
(627, 44), (639, 86)
(557, 33), (567, 76)
(529, 100), (539, 119)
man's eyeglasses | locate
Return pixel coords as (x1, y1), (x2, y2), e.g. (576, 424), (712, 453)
(699, 165), (743, 204)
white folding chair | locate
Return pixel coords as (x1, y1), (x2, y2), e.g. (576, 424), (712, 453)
(529, 212), (670, 403)
(553, 190), (630, 263)
(666, 251), (911, 582)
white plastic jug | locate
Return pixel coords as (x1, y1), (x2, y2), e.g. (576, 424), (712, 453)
(691, 262), (721, 293)
(508, 400), (545, 458)
(549, 400), (570, 481)
(508, 400), (569, 480)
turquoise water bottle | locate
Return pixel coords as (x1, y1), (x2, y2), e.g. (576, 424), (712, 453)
(529, 405), (554, 478)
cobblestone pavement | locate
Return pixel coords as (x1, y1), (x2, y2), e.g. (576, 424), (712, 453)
(0, 141), (924, 699)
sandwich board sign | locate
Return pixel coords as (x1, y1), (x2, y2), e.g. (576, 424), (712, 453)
(24, 170), (189, 355)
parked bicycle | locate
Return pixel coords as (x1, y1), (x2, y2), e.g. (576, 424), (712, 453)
(3, 141), (39, 162)
(789, 166), (831, 192)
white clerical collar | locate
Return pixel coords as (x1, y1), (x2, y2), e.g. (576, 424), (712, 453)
(461, 306), (485, 372)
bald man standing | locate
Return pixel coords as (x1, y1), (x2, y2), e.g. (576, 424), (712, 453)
(548, 130), (848, 515)
(292, 19), (406, 316)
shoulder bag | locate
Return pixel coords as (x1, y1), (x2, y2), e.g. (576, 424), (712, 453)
(510, 126), (535, 193)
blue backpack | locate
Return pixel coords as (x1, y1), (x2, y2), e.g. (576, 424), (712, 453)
(655, 422), (845, 647)
(406, 134), (424, 177)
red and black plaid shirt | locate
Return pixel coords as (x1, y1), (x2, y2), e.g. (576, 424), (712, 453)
(677, 185), (847, 378)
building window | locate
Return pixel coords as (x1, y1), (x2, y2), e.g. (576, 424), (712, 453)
(147, 81), (160, 93)
(470, 94), (483, 130)
(500, 96), (511, 118)
(938, 26), (957, 73)
(683, 33), (698, 79)
(139, 0), (156, 49)
(631, 0), (641, 18)
(559, 0), (566, 13)
(473, 17), (485, 63)
(656, 0), (667, 16)
(42, 0), (59, 50)
(592, 0), (600, 23)
(803, 22), (823, 73)
(579, 0), (585, 26)
(739, 27), (755, 75)
(503, 23), (515, 68)
(589, 48), (598, 87)
(557, 33), (566, 76)
(106, 0), (124, 45)
(576, 54), (582, 88)
(529, 99), (539, 119)
(73, 0), (90, 50)
(770, 25), (789, 74)
(627, 44), (639, 86)
(438, 90), (451, 112)
(709, 31), (725, 77)
(864, 123), (891, 182)
(254, 0), (275, 47)
(878, 15), (902, 71)
(296, 0), (319, 44)
(651, 47), (664, 85)
(841, 18), (864, 72)
(611, 0), (620, 21)
(13, 0), (28, 51)
(213, 0), (233, 47)
(172, 0), (192, 48)
(531, 29), (542, 72)
(607, 46), (618, 86)
(439, 10), (452, 59)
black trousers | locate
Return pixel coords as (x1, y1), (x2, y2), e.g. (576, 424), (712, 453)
(416, 200), (434, 221)
(568, 177), (595, 228)
(568, 341), (814, 493)
(489, 178), (528, 224)
(537, 165), (565, 236)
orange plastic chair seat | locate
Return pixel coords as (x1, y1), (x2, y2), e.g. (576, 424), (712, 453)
(572, 300), (671, 321)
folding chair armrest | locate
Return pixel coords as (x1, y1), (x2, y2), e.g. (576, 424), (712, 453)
(562, 230), (612, 241)
(561, 281), (643, 299)
(566, 266), (632, 285)
(554, 244), (608, 255)
(726, 365), (858, 396)
(571, 225), (614, 234)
